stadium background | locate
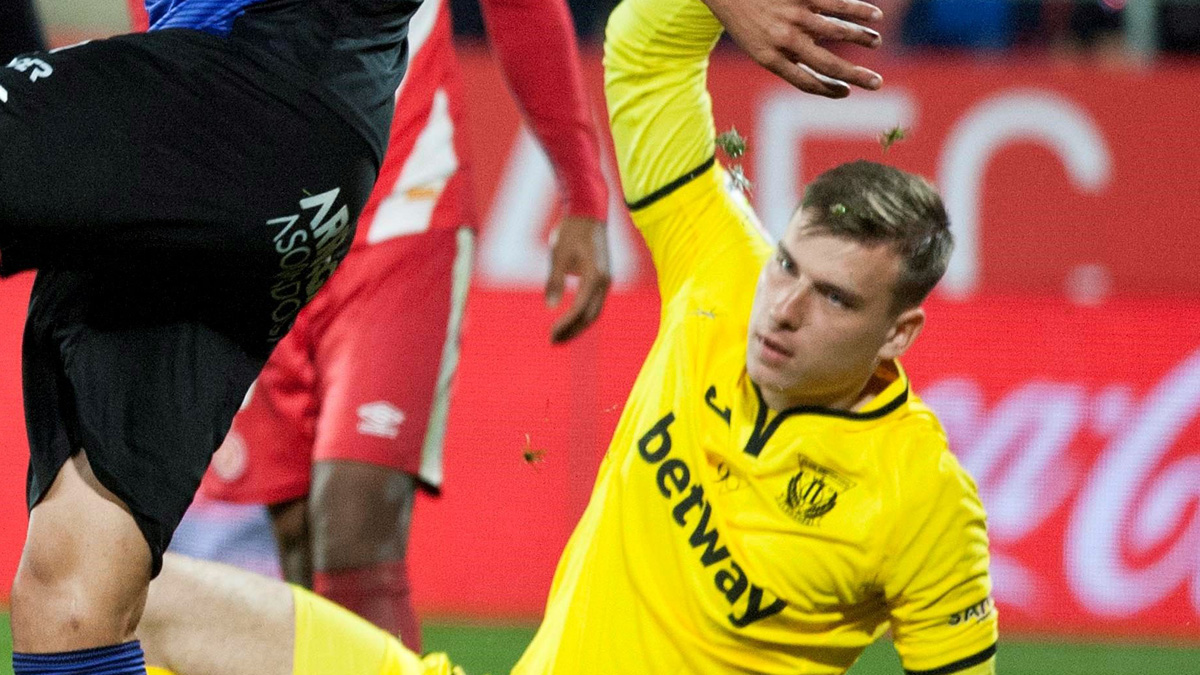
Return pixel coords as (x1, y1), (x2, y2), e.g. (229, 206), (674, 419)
(2, 0), (1200, 672)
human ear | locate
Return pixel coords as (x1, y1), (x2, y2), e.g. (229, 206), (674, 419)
(878, 306), (925, 361)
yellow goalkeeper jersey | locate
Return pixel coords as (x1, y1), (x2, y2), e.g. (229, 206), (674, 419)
(512, 0), (997, 673)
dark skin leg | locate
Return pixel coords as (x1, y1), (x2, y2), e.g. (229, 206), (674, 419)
(267, 497), (313, 588)
(267, 460), (415, 585)
(309, 460), (416, 570)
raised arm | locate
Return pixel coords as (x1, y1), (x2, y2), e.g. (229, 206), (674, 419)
(605, 0), (885, 206)
(604, 0), (724, 208)
(480, 0), (612, 343)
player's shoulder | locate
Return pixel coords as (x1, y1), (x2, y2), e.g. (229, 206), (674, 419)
(889, 395), (980, 502)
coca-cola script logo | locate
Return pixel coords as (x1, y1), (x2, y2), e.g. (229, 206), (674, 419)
(922, 346), (1200, 621)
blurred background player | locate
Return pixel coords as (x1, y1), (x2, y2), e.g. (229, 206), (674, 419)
(128, 0), (612, 652)
(511, 0), (997, 672)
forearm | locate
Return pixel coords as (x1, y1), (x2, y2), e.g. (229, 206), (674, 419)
(603, 0), (723, 203)
(481, 0), (608, 220)
(0, 0), (46, 61)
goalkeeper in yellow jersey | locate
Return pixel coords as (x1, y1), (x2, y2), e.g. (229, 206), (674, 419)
(512, 0), (998, 673)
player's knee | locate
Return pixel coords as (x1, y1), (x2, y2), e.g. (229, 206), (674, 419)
(11, 558), (142, 639)
(11, 538), (86, 611)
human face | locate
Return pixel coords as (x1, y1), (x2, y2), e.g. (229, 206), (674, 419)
(745, 209), (925, 411)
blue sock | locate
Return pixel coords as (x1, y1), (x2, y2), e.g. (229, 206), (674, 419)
(12, 640), (146, 675)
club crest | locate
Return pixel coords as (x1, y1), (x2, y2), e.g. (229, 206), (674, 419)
(778, 456), (854, 526)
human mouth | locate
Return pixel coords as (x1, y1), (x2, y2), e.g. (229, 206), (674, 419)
(756, 333), (793, 363)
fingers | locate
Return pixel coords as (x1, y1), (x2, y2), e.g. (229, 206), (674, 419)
(790, 44), (882, 92)
(794, 62), (852, 98)
(762, 55), (843, 97)
(810, 0), (884, 24)
(545, 262), (566, 309)
(750, 3), (882, 98)
(788, 16), (882, 86)
(805, 14), (882, 49)
(550, 266), (610, 344)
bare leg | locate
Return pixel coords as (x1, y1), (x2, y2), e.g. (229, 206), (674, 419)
(310, 460), (419, 648)
(138, 554), (293, 675)
(268, 497), (313, 588)
(11, 451), (152, 651)
(138, 554), (457, 675)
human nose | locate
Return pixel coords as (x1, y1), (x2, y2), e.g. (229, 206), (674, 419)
(769, 281), (810, 331)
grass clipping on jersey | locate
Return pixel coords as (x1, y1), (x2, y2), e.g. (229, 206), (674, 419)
(716, 127), (752, 194)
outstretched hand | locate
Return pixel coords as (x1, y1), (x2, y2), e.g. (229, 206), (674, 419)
(545, 215), (611, 344)
(701, 0), (885, 98)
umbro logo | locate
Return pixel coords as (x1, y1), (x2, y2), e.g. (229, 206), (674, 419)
(357, 401), (405, 439)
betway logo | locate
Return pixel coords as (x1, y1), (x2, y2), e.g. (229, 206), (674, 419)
(636, 412), (788, 628)
(922, 346), (1200, 618)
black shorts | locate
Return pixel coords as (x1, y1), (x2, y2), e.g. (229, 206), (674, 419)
(22, 269), (265, 576)
(0, 17), (400, 574)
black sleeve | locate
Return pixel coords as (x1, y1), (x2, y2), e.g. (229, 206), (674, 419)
(0, 0), (46, 61)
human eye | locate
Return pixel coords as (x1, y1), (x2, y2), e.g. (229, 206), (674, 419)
(775, 249), (795, 274)
(818, 285), (853, 309)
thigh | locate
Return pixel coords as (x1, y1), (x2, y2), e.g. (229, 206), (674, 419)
(23, 269), (265, 577)
(312, 227), (473, 490)
(140, 554), (294, 675)
(0, 31), (377, 355)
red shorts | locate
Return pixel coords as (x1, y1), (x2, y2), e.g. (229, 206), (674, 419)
(200, 226), (473, 504)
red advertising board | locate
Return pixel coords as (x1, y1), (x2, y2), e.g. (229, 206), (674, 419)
(1, 49), (1198, 641)
(463, 49), (1200, 303)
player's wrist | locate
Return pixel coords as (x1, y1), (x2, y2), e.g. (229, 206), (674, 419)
(564, 190), (609, 225)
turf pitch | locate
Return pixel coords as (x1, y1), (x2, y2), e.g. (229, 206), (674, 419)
(4, 613), (1200, 675)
